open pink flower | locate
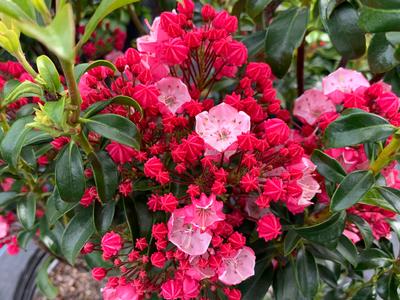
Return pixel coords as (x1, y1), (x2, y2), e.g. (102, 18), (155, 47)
(195, 103), (250, 152)
(322, 68), (370, 103)
(0, 216), (9, 239)
(156, 77), (191, 114)
(293, 89), (336, 125)
(136, 17), (170, 53)
(102, 284), (140, 300)
(168, 208), (212, 256)
(185, 193), (225, 231)
(218, 246), (256, 285)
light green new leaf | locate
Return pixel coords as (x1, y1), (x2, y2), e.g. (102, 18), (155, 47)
(17, 4), (75, 62)
(36, 55), (63, 93)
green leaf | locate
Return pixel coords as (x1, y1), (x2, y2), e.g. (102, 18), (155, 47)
(295, 248), (319, 299)
(84, 114), (140, 149)
(36, 55), (62, 93)
(46, 188), (77, 225)
(324, 111), (396, 148)
(78, 0), (139, 47)
(368, 33), (399, 74)
(39, 217), (60, 256)
(17, 229), (35, 249)
(3, 81), (43, 107)
(359, 6), (400, 33)
(17, 193), (36, 229)
(360, 0), (400, 9)
(84, 251), (113, 269)
(84, 95), (143, 119)
(17, 4), (75, 62)
(55, 142), (85, 203)
(43, 97), (66, 127)
(295, 212), (346, 246)
(0, 0), (35, 21)
(336, 235), (358, 267)
(264, 8), (309, 78)
(348, 214), (373, 248)
(356, 248), (392, 270)
(89, 151), (118, 203)
(375, 186), (400, 213)
(323, 2), (366, 59)
(74, 59), (117, 82)
(360, 187), (398, 212)
(242, 30), (266, 58)
(24, 130), (52, 146)
(0, 191), (19, 207)
(311, 150), (346, 183)
(247, 0), (272, 18)
(0, 116), (33, 169)
(284, 230), (301, 256)
(239, 260), (274, 300)
(61, 205), (95, 264)
(36, 257), (58, 299)
(123, 197), (139, 241)
(273, 262), (305, 300)
(94, 200), (115, 234)
(330, 170), (375, 212)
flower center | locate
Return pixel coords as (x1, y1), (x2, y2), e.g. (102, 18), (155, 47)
(216, 128), (231, 141)
(164, 95), (177, 107)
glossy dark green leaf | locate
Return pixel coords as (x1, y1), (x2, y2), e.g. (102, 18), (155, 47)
(46, 188), (77, 226)
(318, 264), (338, 288)
(17, 193), (36, 229)
(330, 171), (375, 212)
(361, 0), (400, 9)
(384, 66), (400, 96)
(239, 260), (274, 300)
(273, 262), (305, 300)
(242, 30), (266, 57)
(83, 95), (143, 119)
(368, 33), (399, 74)
(284, 230), (301, 256)
(311, 149), (346, 183)
(89, 151), (118, 203)
(295, 212), (346, 246)
(0, 191), (19, 207)
(360, 188), (398, 212)
(376, 186), (400, 213)
(24, 130), (52, 146)
(247, 0), (272, 18)
(295, 248), (319, 299)
(336, 235), (358, 267)
(78, 0), (139, 47)
(264, 8), (309, 78)
(323, 2), (366, 59)
(20, 146), (37, 170)
(356, 248), (392, 270)
(0, 116), (33, 169)
(359, 6), (400, 33)
(36, 257), (58, 299)
(324, 111), (395, 148)
(123, 197), (139, 241)
(39, 217), (60, 256)
(17, 229), (35, 250)
(84, 114), (140, 149)
(61, 205), (95, 264)
(352, 286), (374, 300)
(36, 55), (62, 93)
(94, 200), (115, 234)
(55, 142), (85, 203)
(348, 214), (373, 248)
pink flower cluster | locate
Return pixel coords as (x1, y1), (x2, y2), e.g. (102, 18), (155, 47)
(76, 1), (321, 298)
(294, 68), (400, 243)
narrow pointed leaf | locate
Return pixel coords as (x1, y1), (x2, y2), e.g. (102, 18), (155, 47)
(17, 193), (36, 229)
(36, 55), (62, 93)
(94, 201), (116, 234)
(61, 205), (95, 264)
(295, 248), (319, 299)
(84, 95), (142, 118)
(330, 170), (375, 212)
(311, 149), (346, 183)
(84, 114), (140, 149)
(55, 142), (85, 203)
(336, 235), (358, 267)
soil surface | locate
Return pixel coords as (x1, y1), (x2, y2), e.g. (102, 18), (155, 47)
(33, 260), (103, 300)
